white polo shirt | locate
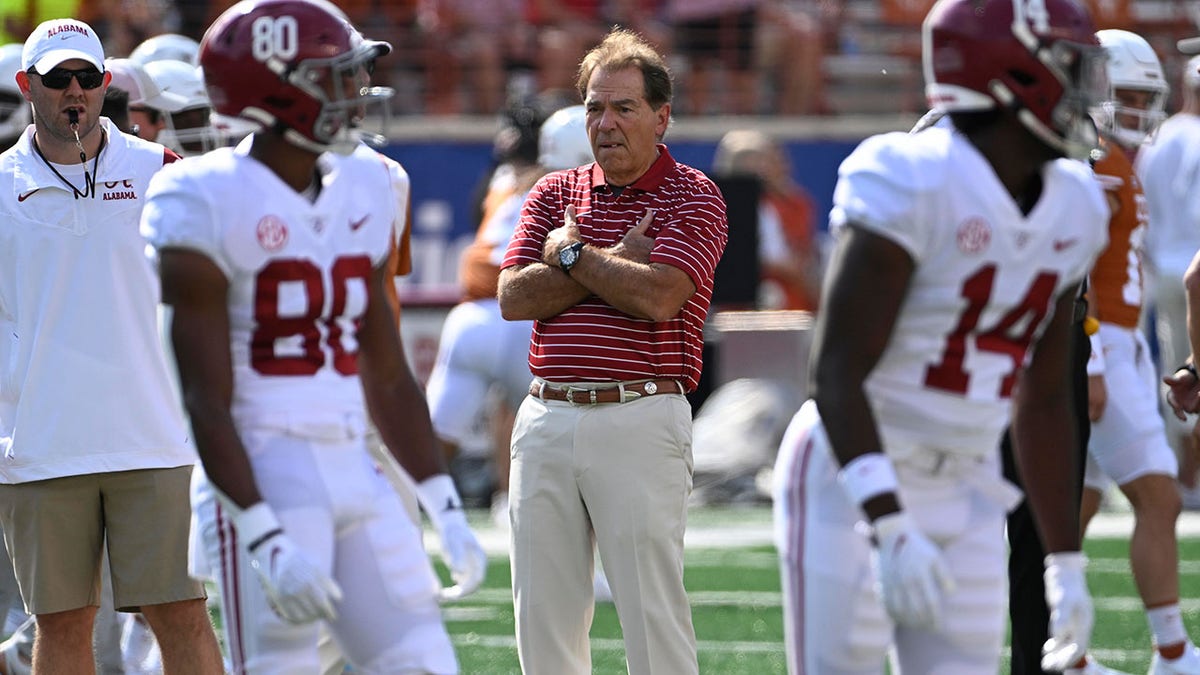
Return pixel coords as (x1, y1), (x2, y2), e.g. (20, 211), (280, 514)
(0, 119), (194, 483)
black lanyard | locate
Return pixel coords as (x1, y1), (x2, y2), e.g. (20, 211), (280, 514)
(31, 130), (106, 200)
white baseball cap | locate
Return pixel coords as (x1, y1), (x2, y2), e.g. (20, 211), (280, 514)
(22, 18), (105, 74)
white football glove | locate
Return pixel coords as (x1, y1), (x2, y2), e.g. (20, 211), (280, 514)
(1041, 552), (1094, 672)
(416, 475), (488, 602)
(234, 503), (344, 624)
(870, 511), (956, 629)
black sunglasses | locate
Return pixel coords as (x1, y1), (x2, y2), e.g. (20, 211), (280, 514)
(34, 67), (104, 90)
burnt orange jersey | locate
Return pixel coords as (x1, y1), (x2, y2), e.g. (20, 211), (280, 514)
(373, 148), (413, 323)
(383, 220), (414, 322)
(393, 205), (413, 277)
(459, 165), (541, 302)
(458, 185), (513, 302)
(1089, 140), (1147, 328)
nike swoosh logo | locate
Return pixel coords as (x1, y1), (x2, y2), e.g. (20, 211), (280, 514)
(17, 189), (39, 202)
(350, 215), (368, 231)
(1053, 238), (1078, 252)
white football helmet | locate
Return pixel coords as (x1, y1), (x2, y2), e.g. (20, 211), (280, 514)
(105, 58), (187, 112)
(129, 33), (200, 66)
(142, 59), (220, 155)
(1093, 29), (1168, 147)
(0, 43), (30, 145)
(538, 105), (591, 171)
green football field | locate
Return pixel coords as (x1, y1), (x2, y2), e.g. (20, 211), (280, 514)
(438, 506), (1200, 674)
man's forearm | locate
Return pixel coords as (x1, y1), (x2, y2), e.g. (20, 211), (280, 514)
(498, 263), (591, 320)
(569, 249), (684, 320)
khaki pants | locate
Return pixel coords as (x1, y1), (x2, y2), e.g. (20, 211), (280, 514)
(0, 466), (203, 615)
(509, 391), (698, 675)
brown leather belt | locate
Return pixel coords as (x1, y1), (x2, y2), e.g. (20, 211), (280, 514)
(529, 379), (683, 405)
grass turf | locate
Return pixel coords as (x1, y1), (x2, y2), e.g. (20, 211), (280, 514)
(441, 509), (1200, 674)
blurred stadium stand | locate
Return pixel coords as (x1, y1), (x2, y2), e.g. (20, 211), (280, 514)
(348, 0), (1197, 117)
(22, 1), (1194, 117)
(827, 0), (1198, 115)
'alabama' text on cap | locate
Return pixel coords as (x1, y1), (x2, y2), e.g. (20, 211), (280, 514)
(22, 19), (105, 75)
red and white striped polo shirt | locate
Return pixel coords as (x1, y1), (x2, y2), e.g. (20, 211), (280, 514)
(501, 145), (728, 392)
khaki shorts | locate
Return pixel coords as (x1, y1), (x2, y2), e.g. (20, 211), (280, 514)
(0, 465), (204, 614)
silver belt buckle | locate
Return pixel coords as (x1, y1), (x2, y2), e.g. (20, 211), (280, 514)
(565, 386), (594, 405)
(643, 381), (658, 395)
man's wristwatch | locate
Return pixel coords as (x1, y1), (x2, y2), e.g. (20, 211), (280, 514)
(1179, 362), (1198, 380)
(559, 241), (585, 275)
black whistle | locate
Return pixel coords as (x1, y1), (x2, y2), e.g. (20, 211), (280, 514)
(67, 109), (79, 126)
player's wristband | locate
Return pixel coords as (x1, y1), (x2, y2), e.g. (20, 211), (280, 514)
(1177, 362), (1198, 380)
(1086, 333), (1105, 376)
(837, 453), (899, 506)
(416, 474), (466, 530)
(870, 510), (914, 541)
(233, 502), (283, 553)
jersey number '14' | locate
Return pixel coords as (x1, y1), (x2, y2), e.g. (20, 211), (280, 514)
(251, 255), (373, 376)
(924, 264), (1059, 397)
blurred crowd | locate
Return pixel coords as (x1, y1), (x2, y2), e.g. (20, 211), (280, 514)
(2, 0), (844, 116)
(6, 1), (1198, 117)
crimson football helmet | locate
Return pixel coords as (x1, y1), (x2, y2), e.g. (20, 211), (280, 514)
(198, 0), (392, 154)
(923, 0), (1106, 160)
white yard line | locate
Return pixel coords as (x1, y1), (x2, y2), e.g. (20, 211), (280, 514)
(444, 509), (1200, 556)
(450, 631), (1160, 666)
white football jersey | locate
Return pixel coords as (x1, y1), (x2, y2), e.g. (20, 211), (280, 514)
(830, 125), (1109, 457)
(479, 190), (526, 266)
(141, 144), (397, 423)
(359, 143), (411, 244)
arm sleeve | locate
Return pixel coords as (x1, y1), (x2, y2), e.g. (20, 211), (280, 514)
(829, 133), (929, 264)
(140, 166), (230, 278)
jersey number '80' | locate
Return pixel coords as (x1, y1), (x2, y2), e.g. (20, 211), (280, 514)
(251, 255), (373, 376)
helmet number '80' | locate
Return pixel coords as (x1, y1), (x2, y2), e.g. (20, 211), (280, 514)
(251, 15), (298, 62)
(1017, 0), (1051, 32)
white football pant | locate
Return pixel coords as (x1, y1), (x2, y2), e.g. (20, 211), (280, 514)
(773, 401), (1015, 674)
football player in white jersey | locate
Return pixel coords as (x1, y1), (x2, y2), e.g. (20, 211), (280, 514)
(771, 0), (1110, 672)
(140, 1), (486, 673)
(1146, 54), (1200, 510)
(424, 104), (590, 516)
(423, 104), (620, 600)
(1068, 30), (1200, 675)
